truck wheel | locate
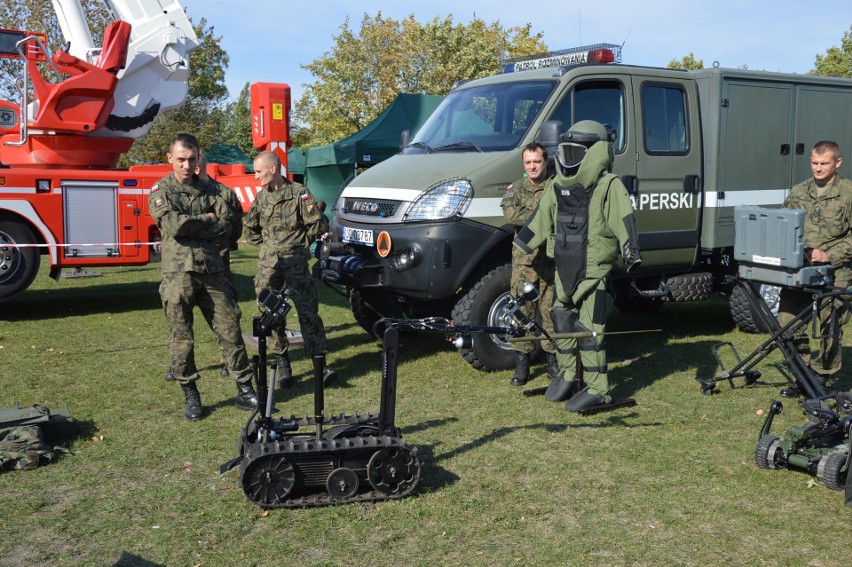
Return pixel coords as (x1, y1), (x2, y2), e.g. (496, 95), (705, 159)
(729, 283), (780, 334)
(816, 451), (848, 491)
(667, 272), (713, 302)
(349, 289), (395, 339)
(451, 264), (539, 371)
(0, 218), (40, 302)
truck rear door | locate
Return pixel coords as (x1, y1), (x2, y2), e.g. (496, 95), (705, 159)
(630, 75), (702, 268)
(793, 85), (852, 183)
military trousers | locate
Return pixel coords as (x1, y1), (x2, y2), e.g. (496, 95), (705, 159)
(510, 260), (556, 354)
(777, 271), (851, 377)
(553, 279), (612, 400)
(255, 260), (328, 356)
(159, 271), (252, 385)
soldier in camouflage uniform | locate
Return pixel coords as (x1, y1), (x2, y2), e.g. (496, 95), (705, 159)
(164, 154), (244, 382)
(778, 140), (852, 391)
(244, 150), (334, 388)
(149, 133), (258, 421)
(501, 142), (557, 386)
(515, 121), (641, 412)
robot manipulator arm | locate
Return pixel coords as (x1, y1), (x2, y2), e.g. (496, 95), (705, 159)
(255, 287), (296, 337)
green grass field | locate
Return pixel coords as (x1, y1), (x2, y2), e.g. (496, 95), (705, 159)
(1, 248), (849, 566)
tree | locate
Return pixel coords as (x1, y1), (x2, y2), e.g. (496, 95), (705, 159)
(0, 0), (111, 101)
(667, 52), (704, 71)
(120, 18), (230, 165)
(812, 25), (851, 78)
(222, 82), (256, 159)
(294, 13), (547, 148)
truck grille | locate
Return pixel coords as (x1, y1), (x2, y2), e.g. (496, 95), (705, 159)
(342, 198), (398, 218)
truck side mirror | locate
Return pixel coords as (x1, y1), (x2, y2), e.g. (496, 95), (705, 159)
(399, 129), (410, 152)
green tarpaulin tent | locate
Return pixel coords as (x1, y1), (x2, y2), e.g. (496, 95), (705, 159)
(304, 93), (444, 212)
(205, 143), (253, 171)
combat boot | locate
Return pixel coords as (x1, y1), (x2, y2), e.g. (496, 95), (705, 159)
(165, 369), (175, 382)
(220, 364), (229, 378)
(545, 352), (559, 382)
(510, 352), (530, 386)
(181, 383), (202, 421)
(236, 382), (259, 411)
(273, 352), (293, 388)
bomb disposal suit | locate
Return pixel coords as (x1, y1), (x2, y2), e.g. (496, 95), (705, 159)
(514, 121), (641, 410)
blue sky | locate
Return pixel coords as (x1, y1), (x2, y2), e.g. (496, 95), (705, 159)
(181, 0), (851, 103)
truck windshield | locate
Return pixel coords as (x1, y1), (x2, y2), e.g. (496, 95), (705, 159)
(406, 80), (557, 153)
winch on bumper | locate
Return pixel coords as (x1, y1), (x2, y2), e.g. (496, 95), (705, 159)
(315, 216), (509, 302)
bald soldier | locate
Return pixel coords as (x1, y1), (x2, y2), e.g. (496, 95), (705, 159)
(244, 151), (335, 387)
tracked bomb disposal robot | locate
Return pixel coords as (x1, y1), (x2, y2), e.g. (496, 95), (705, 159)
(221, 286), (421, 508)
(702, 206), (850, 498)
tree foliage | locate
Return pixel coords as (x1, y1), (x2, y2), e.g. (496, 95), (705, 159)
(667, 52), (704, 71)
(120, 18), (230, 166)
(222, 82), (256, 160)
(812, 25), (852, 78)
(294, 13), (547, 148)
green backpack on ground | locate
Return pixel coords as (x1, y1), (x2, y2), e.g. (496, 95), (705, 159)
(0, 405), (72, 472)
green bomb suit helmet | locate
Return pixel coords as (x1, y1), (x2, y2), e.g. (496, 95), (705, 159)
(556, 120), (616, 174)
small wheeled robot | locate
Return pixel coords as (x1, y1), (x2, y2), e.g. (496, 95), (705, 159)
(756, 395), (851, 494)
(221, 286), (420, 508)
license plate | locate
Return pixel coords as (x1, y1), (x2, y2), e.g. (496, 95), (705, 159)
(342, 226), (374, 246)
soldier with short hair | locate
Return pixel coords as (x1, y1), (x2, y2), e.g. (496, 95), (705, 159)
(244, 151), (334, 388)
(149, 133), (259, 421)
(501, 142), (557, 386)
(778, 140), (852, 392)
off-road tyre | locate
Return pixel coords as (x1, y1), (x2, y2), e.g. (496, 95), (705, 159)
(729, 282), (780, 334)
(667, 272), (713, 302)
(350, 289), (399, 339)
(452, 263), (538, 371)
(816, 451), (848, 491)
(0, 217), (40, 302)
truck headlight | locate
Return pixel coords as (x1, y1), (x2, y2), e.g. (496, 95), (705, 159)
(403, 178), (472, 222)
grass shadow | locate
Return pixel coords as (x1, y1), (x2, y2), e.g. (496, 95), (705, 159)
(1, 280), (162, 321)
(432, 419), (663, 466)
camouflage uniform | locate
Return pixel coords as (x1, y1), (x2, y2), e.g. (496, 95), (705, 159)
(501, 175), (556, 354)
(244, 179), (329, 356)
(192, 178), (244, 376)
(149, 172), (253, 386)
(0, 426), (55, 471)
(778, 174), (852, 377)
(515, 139), (641, 402)
(209, 178), (243, 280)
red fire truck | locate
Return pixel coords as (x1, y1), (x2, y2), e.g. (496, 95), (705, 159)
(0, 0), (290, 302)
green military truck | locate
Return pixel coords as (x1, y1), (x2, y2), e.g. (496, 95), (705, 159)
(318, 45), (852, 371)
